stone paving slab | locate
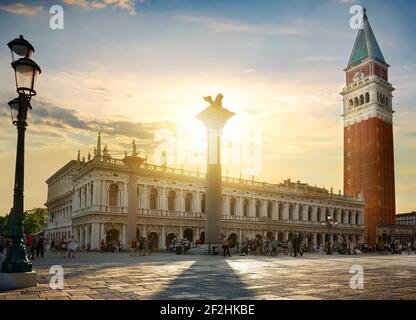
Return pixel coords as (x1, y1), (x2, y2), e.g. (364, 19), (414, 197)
(0, 252), (415, 300)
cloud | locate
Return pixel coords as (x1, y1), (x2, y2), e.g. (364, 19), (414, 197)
(0, 97), (174, 155)
(173, 15), (308, 36)
(63, 0), (136, 15)
(0, 3), (43, 16)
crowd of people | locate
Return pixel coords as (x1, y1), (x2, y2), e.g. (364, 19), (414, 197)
(130, 237), (154, 257)
(1, 233), (415, 263)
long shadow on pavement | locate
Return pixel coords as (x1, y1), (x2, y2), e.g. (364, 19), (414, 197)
(151, 256), (254, 300)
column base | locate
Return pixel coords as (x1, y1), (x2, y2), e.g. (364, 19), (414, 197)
(0, 271), (37, 290)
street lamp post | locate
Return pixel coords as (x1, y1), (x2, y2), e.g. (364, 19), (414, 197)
(322, 215), (338, 255)
(0, 35), (41, 276)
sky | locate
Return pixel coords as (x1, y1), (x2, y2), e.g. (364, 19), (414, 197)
(0, 0), (415, 215)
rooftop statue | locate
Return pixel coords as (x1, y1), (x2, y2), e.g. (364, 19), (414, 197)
(203, 93), (224, 109)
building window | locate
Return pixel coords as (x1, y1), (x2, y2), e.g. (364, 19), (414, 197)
(230, 197), (236, 216)
(289, 204), (294, 220)
(348, 179), (352, 185)
(185, 192), (192, 212)
(278, 203), (283, 220)
(243, 199), (249, 217)
(360, 95), (364, 105)
(201, 193), (206, 213)
(90, 184), (93, 206)
(267, 202), (273, 218)
(365, 92), (370, 103)
(109, 184), (118, 207)
(150, 188), (158, 210)
(168, 190), (175, 210)
(308, 206), (313, 221)
(255, 200), (261, 217)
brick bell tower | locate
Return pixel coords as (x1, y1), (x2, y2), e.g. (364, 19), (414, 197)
(341, 9), (396, 245)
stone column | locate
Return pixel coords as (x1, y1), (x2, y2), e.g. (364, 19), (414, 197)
(84, 225), (89, 249)
(284, 231), (289, 241)
(161, 226), (166, 249)
(100, 223), (105, 243)
(122, 224), (127, 246)
(91, 223), (100, 250)
(80, 226), (85, 248)
(196, 97), (235, 243)
(283, 203), (290, 221)
(312, 206), (318, 222)
(237, 197), (243, 217)
(195, 192), (201, 212)
(239, 229), (243, 243)
(123, 156), (143, 247)
(261, 200), (267, 217)
(293, 204), (299, 221)
(272, 201), (278, 220)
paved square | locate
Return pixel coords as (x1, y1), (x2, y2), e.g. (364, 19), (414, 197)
(1, 252), (415, 300)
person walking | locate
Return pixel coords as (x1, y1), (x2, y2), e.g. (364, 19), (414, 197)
(68, 237), (78, 258)
(25, 234), (33, 259)
(222, 237), (231, 257)
(147, 238), (153, 256)
(36, 235), (45, 258)
(138, 237), (145, 256)
(130, 238), (137, 257)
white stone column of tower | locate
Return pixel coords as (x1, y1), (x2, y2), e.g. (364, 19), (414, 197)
(196, 94), (235, 244)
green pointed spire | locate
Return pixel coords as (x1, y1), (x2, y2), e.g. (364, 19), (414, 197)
(348, 8), (386, 68)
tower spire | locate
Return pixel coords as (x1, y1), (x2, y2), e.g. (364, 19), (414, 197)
(347, 8), (386, 68)
(96, 132), (102, 157)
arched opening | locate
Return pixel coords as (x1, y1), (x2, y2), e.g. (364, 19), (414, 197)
(267, 202), (273, 218)
(166, 233), (176, 248)
(150, 188), (158, 210)
(230, 197), (236, 216)
(183, 228), (193, 242)
(200, 232), (205, 243)
(317, 234), (323, 246)
(289, 204), (294, 220)
(348, 211), (352, 224)
(255, 234), (263, 241)
(201, 193), (206, 213)
(168, 190), (175, 211)
(136, 227), (140, 239)
(354, 97), (359, 107)
(109, 184), (118, 207)
(266, 232), (274, 240)
(106, 228), (119, 245)
(148, 232), (159, 249)
(325, 208), (330, 220)
(278, 232), (284, 242)
(185, 192), (192, 212)
(298, 205), (303, 220)
(308, 206), (313, 221)
(243, 199), (249, 217)
(255, 200), (261, 217)
(360, 95), (364, 105)
(365, 92), (370, 103)
(278, 203), (283, 221)
(341, 210), (346, 224)
(355, 211), (360, 225)
(288, 233), (295, 241)
(318, 208), (324, 221)
(349, 99), (353, 108)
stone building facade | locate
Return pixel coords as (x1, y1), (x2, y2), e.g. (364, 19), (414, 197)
(44, 135), (365, 251)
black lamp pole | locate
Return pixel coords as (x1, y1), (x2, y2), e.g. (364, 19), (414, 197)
(1, 35), (40, 273)
(1, 95), (32, 273)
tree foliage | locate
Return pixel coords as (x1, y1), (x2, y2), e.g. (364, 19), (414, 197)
(0, 207), (47, 236)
